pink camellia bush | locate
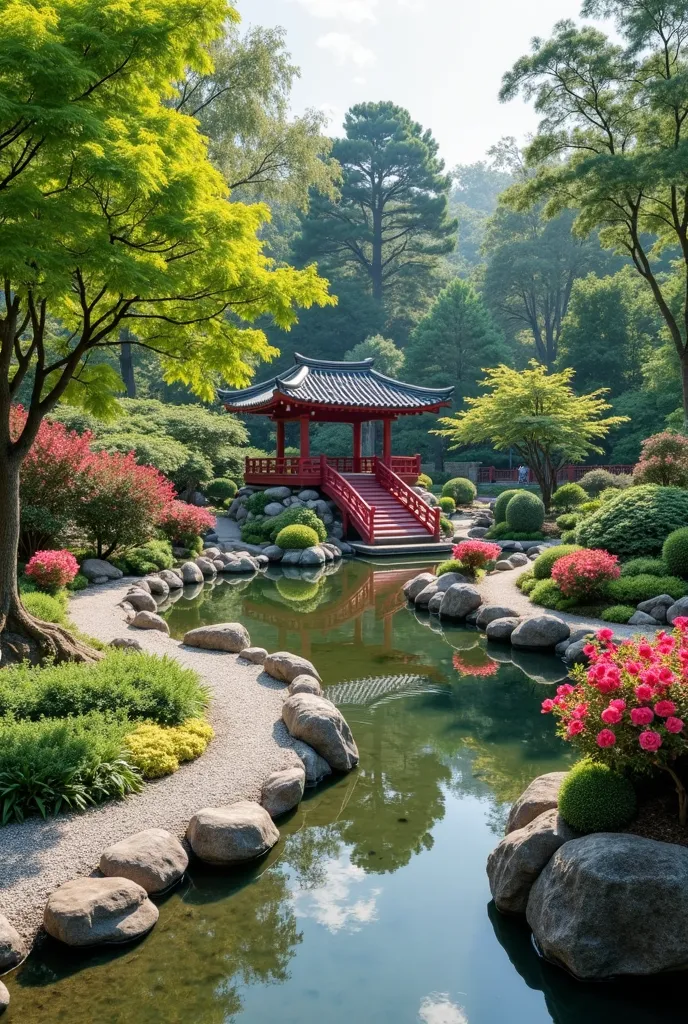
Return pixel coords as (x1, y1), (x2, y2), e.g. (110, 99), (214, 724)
(158, 500), (216, 546)
(634, 431), (688, 487)
(542, 622), (688, 822)
(452, 540), (501, 573)
(551, 548), (620, 602)
(25, 550), (80, 591)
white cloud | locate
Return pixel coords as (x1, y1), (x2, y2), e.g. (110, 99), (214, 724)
(291, 855), (381, 934)
(317, 32), (376, 66)
(292, 0), (377, 22)
(418, 994), (469, 1024)
(353, 75), (367, 84)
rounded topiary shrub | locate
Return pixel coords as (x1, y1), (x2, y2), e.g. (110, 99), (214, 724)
(436, 558), (464, 577)
(556, 513), (580, 531)
(505, 491), (545, 532)
(532, 544), (582, 579)
(439, 496), (456, 515)
(558, 759), (637, 833)
(663, 527), (688, 579)
(442, 477), (476, 505)
(493, 489), (519, 524)
(275, 524), (319, 550)
(416, 473), (433, 488)
(601, 604), (636, 623)
(578, 468), (631, 497)
(205, 477), (237, 503)
(551, 483), (587, 512)
(576, 484), (688, 559)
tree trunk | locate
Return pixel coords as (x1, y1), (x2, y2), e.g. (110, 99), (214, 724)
(0, 450), (101, 665)
(372, 202), (383, 303)
(119, 332), (136, 398)
(682, 355), (688, 431)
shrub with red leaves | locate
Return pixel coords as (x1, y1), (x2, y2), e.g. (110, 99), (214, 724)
(158, 500), (216, 546)
(452, 540), (502, 572)
(551, 548), (620, 601)
(25, 550), (80, 590)
(634, 431), (688, 487)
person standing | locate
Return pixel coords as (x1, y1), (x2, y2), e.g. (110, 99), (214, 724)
(517, 465), (528, 484)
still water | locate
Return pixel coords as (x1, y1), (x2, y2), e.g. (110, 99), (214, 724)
(4, 559), (681, 1022)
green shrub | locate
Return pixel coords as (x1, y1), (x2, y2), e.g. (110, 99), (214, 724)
(520, 575), (538, 595)
(532, 544), (582, 579)
(436, 559), (464, 577)
(21, 591), (69, 625)
(0, 652), (208, 727)
(560, 530), (578, 544)
(67, 572), (89, 592)
(605, 574), (687, 603)
(239, 527), (265, 545)
(576, 485), (688, 559)
(439, 516), (453, 536)
(485, 522), (546, 540)
(601, 605), (636, 623)
(599, 487), (622, 504)
(558, 759), (636, 833)
(578, 500), (601, 516)
(578, 468), (632, 497)
(556, 513), (580, 531)
(506, 491), (545, 532)
(439, 496), (456, 515)
(246, 491), (273, 515)
(663, 527), (688, 579)
(530, 578), (566, 609)
(493, 489), (519, 524)
(0, 713), (142, 823)
(515, 569), (535, 592)
(551, 483), (587, 512)
(441, 477), (476, 505)
(266, 507), (327, 543)
(275, 524), (319, 550)
(620, 557), (669, 578)
(125, 719), (214, 779)
(205, 477), (237, 503)
(416, 473), (433, 488)
(113, 538), (174, 576)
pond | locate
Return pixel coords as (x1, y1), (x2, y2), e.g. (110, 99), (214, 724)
(4, 558), (683, 1023)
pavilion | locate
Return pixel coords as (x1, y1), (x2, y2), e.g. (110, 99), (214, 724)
(219, 352), (454, 546)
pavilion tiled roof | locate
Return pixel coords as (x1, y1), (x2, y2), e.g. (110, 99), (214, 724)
(218, 353), (454, 413)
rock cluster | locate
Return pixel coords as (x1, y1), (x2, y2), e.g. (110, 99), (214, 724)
(227, 485), (347, 543)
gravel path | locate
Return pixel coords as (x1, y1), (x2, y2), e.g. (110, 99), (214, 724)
(0, 579), (300, 946)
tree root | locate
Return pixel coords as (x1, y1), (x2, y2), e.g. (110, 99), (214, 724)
(1, 606), (103, 666)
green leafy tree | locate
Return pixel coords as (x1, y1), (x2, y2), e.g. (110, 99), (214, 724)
(500, 0), (688, 424)
(296, 101), (457, 305)
(447, 151), (513, 276)
(435, 363), (627, 507)
(0, 0), (332, 663)
(345, 335), (405, 377)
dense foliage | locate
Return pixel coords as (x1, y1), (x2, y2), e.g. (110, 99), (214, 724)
(442, 477), (477, 505)
(663, 529), (688, 580)
(452, 541), (501, 573)
(275, 525), (319, 550)
(558, 759), (637, 833)
(505, 491), (545, 532)
(532, 545), (582, 580)
(551, 549), (620, 602)
(551, 483), (587, 512)
(578, 469), (632, 497)
(634, 432), (688, 488)
(25, 551), (79, 592)
(576, 486), (688, 559)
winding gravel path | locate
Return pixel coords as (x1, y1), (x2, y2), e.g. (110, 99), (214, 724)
(0, 579), (300, 946)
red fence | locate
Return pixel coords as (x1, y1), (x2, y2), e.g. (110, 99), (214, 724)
(477, 464), (634, 485)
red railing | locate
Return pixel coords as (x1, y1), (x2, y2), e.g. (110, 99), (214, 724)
(244, 454), (421, 484)
(477, 464), (634, 485)
(375, 459), (440, 540)
(244, 456), (322, 479)
(326, 456), (376, 474)
(321, 459), (377, 544)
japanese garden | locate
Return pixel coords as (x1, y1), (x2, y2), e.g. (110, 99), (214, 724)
(4, 1), (688, 1021)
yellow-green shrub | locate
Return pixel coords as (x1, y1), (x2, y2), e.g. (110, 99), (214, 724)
(125, 718), (214, 779)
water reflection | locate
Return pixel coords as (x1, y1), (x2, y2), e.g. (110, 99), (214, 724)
(4, 558), (651, 1023)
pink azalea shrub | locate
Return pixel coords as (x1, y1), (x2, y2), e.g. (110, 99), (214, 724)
(452, 540), (501, 573)
(25, 549), (79, 590)
(550, 548), (620, 601)
(542, 623), (688, 820)
(158, 500), (216, 545)
(634, 431), (688, 487)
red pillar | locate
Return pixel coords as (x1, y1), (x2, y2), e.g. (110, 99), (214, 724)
(352, 421), (362, 472)
(299, 415), (310, 459)
(275, 420), (285, 459)
(383, 419), (392, 466)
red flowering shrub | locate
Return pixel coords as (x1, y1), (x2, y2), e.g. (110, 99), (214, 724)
(551, 548), (620, 601)
(634, 431), (688, 487)
(452, 540), (501, 573)
(542, 623), (688, 821)
(10, 407), (95, 557)
(452, 651), (499, 677)
(75, 451), (176, 558)
(158, 500), (216, 546)
(25, 550), (79, 590)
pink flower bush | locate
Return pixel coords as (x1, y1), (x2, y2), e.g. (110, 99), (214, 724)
(634, 431), (688, 487)
(25, 549), (79, 590)
(452, 540), (501, 573)
(158, 500), (216, 544)
(542, 623), (688, 820)
(551, 548), (620, 601)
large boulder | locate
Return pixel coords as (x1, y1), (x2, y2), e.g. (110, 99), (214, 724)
(124, 589), (157, 613)
(157, 569), (183, 589)
(180, 561), (204, 585)
(299, 546), (327, 566)
(511, 615), (570, 650)
(130, 611), (169, 634)
(264, 651), (321, 684)
(265, 486), (292, 501)
(194, 557), (217, 577)
(298, 489), (320, 502)
(81, 558), (122, 582)
(439, 584), (482, 620)
(291, 739), (332, 787)
(485, 617), (521, 642)
(263, 545), (284, 562)
(282, 693), (358, 772)
(415, 572), (468, 608)
(0, 914), (25, 971)
(637, 594), (674, 623)
(403, 572), (436, 602)
(527, 834), (688, 979)
(667, 595), (688, 624)
(264, 502), (285, 516)
(99, 829), (188, 894)
(476, 605), (519, 630)
(43, 877), (158, 946)
(261, 766), (306, 818)
(506, 772), (568, 834)
(223, 555), (258, 574)
(628, 610), (659, 626)
(186, 802), (279, 865)
(487, 809), (577, 914)
(183, 623), (250, 653)
(144, 576), (169, 597)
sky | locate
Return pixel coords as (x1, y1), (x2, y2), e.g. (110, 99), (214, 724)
(238, 0), (596, 170)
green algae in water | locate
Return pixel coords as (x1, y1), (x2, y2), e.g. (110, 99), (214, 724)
(4, 560), (682, 1023)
